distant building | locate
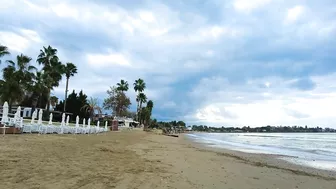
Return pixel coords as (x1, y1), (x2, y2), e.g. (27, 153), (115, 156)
(114, 116), (139, 127)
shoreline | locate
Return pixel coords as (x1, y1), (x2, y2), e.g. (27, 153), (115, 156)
(182, 133), (336, 180)
(131, 132), (336, 188)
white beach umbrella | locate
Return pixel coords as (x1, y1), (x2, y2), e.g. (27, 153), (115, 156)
(48, 113), (53, 125)
(1, 101), (9, 123)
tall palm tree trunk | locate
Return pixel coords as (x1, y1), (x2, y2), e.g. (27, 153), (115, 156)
(8, 99), (12, 116)
(63, 77), (69, 112)
(39, 93), (42, 108)
(90, 109), (94, 121)
(139, 102), (143, 124)
(32, 96), (38, 116)
(137, 91), (141, 122)
(45, 88), (51, 115)
(136, 101), (139, 122)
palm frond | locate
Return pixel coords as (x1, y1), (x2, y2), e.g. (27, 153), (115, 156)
(0, 44), (10, 57)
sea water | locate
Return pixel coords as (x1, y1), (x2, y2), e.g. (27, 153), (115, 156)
(186, 133), (336, 171)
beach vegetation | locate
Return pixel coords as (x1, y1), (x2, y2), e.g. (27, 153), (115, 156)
(37, 45), (65, 114)
(116, 79), (129, 92)
(139, 100), (154, 130)
(137, 92), (147, 122)
(0, 44), (186, 129)
(133, 78), (146, 122)
(80, 97), (102, 119)
(0, 44), (10, 63)
(103, 86), (131, 117)
(0, 54), (36, 111)
(55, 90), (91, 120)
(63, 62), (77, 112)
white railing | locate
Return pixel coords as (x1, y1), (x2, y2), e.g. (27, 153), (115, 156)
(0, 101), (109, 135)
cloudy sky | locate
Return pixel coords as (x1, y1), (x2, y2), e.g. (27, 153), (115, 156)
(0, 0), (336, 127)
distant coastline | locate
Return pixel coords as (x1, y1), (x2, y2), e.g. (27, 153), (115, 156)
(188, 125), (336, 133)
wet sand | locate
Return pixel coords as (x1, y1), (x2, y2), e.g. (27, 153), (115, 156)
(0, 131), (335, 189)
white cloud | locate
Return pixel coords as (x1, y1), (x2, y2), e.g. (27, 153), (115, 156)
(145, 87), (172, 101)
(87, 52), (131, 67)
(1, 0), (336, 126)
(51, 3), (80, 19)
(233, 0), (272, 13)
(286, 5), (305, 23)
(196, 104), (237, 122)
(188, 74), (336, 127)
(138, 11), (155, 22)
(0, 0), (17, 10)
(205, 50), (214, 57)
(0, 29), (43, 53)
(0, 32), (29, 53)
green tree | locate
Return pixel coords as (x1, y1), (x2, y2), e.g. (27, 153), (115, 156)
(103, 86), (131, 117)
(140, 100), (154, 130)
(37, 45), (64, 113)
(147, 100), (153, 114)
(116, 79), (129, 92)
(133, 78), (146, 121)
(140, 107), (151, 130)
(64, 90), (78, 117)
(31, 71), (49, 108)
(11, 54), (36, 90)
(177, 121), (186, 127)
(20, 71), (49, 114)
(0, 66), (22, 109)
(81, 97), (102, 119)
(0, 54), (36, 110)
(55, 90), (89, 120)
(137, 92), (147, 123)
(63, 62), (77, 112)
(77, 90), (89, 118)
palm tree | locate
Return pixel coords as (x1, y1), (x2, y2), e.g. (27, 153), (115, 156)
(37, 46), (58, 69)
(140, 107), (150, 128)
(81, 97), (102, 119)
(63, 62), (77, 112)
(137, 92), (147, 124)
(116, 79), (129, 92)
(0, 54), (36, 111)
(133, 78), (146, 121)
(0, 65), (21, 109)
(137, 92), (147, 111)
(134, 78), (146, 93)
(29, 71), (46, 113)
(0, 44), (10, 63)
(37, 45), (64, 113)
(147, 100), (153, 113)
(12, 54), (37, 89)
(143, 100), (154, 130)
(30, 71), (49, 108)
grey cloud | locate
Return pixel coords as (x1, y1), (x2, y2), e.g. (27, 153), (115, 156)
(1, 0), (336, 123)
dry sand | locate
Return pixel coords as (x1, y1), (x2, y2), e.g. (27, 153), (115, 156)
(0, 131), (335, 189)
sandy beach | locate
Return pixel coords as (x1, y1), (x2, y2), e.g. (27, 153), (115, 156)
(0, 130), (335, 189)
